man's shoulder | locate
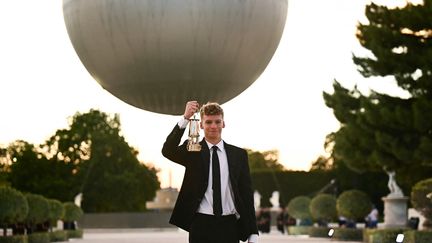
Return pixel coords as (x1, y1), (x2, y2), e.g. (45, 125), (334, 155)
(223, 142), (246, 154)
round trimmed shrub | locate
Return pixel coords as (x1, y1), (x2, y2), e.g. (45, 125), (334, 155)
(62, 202), (83, 230)
(309, 193), (337, 225)
(287, 196), (312, 221)
(337, 189), (372, 221)
(25, 194), (50, 227)
(410, 178), (432, 228)
(0, 187), (28, 230)
(62, 203), (83, 222)
(47, 199), (64, 228)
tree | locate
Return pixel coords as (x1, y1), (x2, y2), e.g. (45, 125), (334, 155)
(6, 141), (77, 201)
(0, 148), (9, 187)
(45, 109), (160, 212)
(323, 1), (432, 189)
(246, 149), (285, 172)
(310, 155), (334, 171)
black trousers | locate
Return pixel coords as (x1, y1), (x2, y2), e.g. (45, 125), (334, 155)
(189, 213), (239, 243)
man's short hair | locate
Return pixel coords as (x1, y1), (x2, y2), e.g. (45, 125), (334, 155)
(200, 102), (224, 118)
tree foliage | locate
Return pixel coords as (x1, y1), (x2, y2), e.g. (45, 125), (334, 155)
(45, 110), (160, 212)
(246, 149), (284, 172)
(1, 109), (160, 212)
(310, 155), (334, 171)
(323, 1), (432, 184)
(6, 141), (77, 201)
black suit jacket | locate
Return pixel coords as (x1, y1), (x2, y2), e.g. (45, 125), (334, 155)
(161, 124), (258, 241)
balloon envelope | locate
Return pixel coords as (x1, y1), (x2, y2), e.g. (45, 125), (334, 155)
(63, 0), (288, 115)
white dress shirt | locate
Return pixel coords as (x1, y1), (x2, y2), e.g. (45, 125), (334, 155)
(197, 140), (237, 216)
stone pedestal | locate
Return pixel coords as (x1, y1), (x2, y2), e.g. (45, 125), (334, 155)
(146, 187), (179, 210)
(382, 196), (409, 228)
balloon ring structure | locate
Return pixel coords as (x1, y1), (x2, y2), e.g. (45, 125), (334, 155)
(63, 0), (288, 115)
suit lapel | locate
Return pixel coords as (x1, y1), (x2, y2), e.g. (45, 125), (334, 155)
(200, 140), (210, 183)
(224, 142), (238, 180)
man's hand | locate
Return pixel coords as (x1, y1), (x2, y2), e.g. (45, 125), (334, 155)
(184, 101), (200, 120)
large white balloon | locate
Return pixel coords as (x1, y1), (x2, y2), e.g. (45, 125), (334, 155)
(63, 0), (288, 115)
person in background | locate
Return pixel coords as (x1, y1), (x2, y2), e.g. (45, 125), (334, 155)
(276, 206), (287, 234)
(365, 205), (379, 228)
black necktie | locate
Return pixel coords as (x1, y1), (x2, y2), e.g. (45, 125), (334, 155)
(212, 146), (222, 216)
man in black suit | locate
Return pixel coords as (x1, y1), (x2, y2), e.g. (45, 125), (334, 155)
(162, 101), (258, 243)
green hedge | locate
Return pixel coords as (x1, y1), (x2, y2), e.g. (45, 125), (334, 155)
(287, 226), (311, 235)
(333, 228), (363, 241)
(0, 235), (28, 243)
(49, 231), (68, 242)
(66, 229), (83, 239)
(27, 233), (49, 243)
(309, 227), (330, 238)
(367, 228), (404, 243)
(250, 169), (389, 212)
(404, 230), (432, 243)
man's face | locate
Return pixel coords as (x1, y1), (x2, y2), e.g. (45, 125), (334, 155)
(200, 114), (225, 142)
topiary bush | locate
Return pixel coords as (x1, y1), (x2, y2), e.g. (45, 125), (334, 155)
(62, 203), (83, 231)
(337, 189), (372, 223)
(0, 187), (28, 236)
(47, 199), (64, 231)
(25, 194), (49, 234)
(309, 193), (337, 226)
(410, 178), (432, 229)
(287, 196), (312, 222)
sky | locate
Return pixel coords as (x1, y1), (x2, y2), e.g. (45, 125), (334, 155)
(0, 0), (417, 189)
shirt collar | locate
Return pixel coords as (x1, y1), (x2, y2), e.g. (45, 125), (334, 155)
(205, 140), (224, 152)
